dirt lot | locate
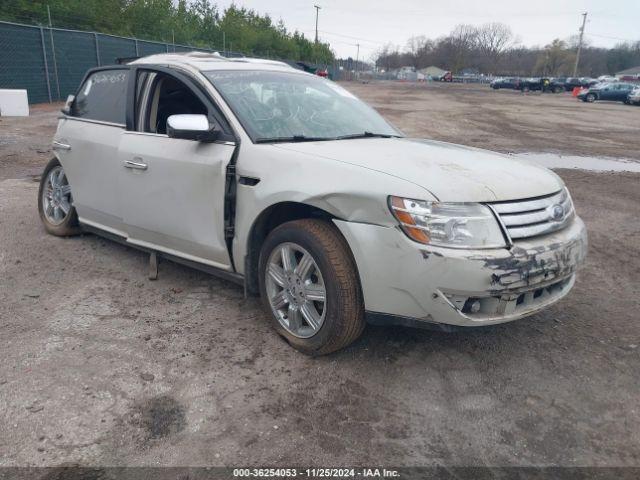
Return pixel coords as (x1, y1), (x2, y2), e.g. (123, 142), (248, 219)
(348, 81), (640, 159)
(1, 82), (639, 469)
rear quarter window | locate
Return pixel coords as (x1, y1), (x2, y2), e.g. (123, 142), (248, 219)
(71, 69), (129, 124)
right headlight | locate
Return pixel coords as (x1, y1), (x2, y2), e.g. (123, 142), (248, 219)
(388, 196), (507, 249)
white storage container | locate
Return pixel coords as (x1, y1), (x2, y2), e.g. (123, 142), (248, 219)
(0, 89), (29, 116)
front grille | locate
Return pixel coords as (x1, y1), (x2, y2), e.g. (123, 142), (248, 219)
(490, 189), (574, 240)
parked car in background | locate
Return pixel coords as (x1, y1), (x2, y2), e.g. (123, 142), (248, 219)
(578, 82), (637, 103)
(519, 77), (565, 93)
(549, 77), (567, 92)
(518, 77), (542, 92)
(564, 77), (582, 91)
(565, 77), (598, 91)
(597, 75), (618, 84)
(490, 77), (520, 89)
(628, 86), (640, 105)
(40, 52), (587, 354)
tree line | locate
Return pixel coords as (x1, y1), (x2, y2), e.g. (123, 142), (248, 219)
(376, 23), (640, 77)
(0, 0), (334, 63)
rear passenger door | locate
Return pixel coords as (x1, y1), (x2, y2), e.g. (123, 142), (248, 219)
(54, 67), (129, 235)
(117, 67), (236, 270)
(597, 85), (611, 100)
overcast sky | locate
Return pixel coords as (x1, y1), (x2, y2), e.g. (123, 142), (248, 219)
(216, 0), (639, 59)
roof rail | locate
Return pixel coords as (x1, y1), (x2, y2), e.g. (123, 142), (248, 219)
(116, 56), (141, 64)
(182, 51), (225, 59)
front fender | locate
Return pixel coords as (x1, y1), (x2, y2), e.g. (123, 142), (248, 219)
(231, 143), (436, 274)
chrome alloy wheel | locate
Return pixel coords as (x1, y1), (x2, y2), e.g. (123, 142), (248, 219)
(265, 242), (327, 338)
(42, 166), (72, 225)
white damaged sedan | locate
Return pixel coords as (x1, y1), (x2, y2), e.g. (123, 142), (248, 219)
(40, 52), (587, 354)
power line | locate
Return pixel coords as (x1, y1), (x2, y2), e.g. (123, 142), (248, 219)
(587, 33), (639, 42)
(318, 30), (386, 46)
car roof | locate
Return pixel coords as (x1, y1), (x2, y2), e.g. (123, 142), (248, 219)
(131, 51), (303, 74)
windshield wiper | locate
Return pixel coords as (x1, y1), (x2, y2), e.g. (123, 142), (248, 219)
(336, 131), (401, 140)
(255, 135), (333, 144)
(255, 132), (401, 143)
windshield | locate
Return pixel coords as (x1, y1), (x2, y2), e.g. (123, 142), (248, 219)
(204, 70), (401, 142)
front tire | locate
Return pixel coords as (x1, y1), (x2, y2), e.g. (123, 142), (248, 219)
(584, 93), (596, 103)
(258, 219), (365, 355)
(38, 158), (81, 236)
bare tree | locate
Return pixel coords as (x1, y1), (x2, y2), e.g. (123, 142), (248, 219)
(447, 24), (479, 72)
(375, 43), (406, 71)
(476, 23), (513, 74)
(405, 35), (428, 68)
(534, 39), (575, 76)
(374, 23), (639, 77)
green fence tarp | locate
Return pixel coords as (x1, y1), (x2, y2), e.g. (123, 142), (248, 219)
(0, 21), (213, 104)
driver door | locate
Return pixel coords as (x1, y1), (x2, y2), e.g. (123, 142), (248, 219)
(117, 68), (236, 270)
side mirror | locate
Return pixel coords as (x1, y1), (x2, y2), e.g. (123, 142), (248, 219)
(166, 114), (220, 142)
(61, 94), (74, 115)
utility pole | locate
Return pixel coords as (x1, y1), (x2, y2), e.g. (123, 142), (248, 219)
(572, 12), (588, 77)
(314, 5), (321, 43)
(355, 43), (360, 80)
(222, 31), (226, 56)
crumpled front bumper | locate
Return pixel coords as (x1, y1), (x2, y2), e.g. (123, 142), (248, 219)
(334, 216), (587, 328)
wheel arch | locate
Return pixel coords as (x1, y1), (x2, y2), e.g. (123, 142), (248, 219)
(243, 201), (349, 296)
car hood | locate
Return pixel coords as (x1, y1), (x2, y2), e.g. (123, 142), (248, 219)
(274, 137), (563, 202)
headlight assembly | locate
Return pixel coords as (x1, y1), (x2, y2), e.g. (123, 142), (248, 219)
(389, 196), (507, 249)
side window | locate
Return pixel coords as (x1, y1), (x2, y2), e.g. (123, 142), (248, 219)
(136, 71), (207, 134)
(71, 69), (128, 124)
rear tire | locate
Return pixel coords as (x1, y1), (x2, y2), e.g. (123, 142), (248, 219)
(258, 219), (365, 355)
(38, 158), (81, 236)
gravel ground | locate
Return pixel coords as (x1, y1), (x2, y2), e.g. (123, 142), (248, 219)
(0, 82), (639, 468)
(347, 81), (640, 159)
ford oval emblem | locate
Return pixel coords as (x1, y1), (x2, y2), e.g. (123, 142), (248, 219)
(551, 204), (564, 221)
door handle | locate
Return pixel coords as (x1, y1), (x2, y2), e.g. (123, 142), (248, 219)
(52, 140), (71, 151)
(123, 160), (148, 171)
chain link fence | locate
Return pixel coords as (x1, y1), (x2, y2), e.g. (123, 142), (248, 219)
(0, 20), (221, 104)
(0, 20), (349, 105)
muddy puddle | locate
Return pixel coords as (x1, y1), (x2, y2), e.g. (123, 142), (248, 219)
(513, 152), (640, 173)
